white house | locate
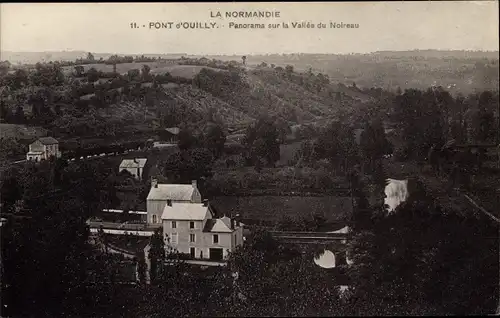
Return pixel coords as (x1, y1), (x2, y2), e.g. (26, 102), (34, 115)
(162, 201), (244, 261)
(119, 158), (147, 180)
(26, 137), (61, 161)
(146, 179), (202, 225)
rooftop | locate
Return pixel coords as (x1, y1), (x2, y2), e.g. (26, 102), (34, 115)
(165, 127), (180, 135)
(203, 217), (235, 233)
(161, 203), (210, 220)
(147, 183), (197, 201)
(120, 158), (148, 169)
(37, 137), (59, 145)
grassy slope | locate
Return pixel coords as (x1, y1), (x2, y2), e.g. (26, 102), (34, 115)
(0, 123), (47, 139)
(88, 63), (372, 133)
(3, 60), (373, 145)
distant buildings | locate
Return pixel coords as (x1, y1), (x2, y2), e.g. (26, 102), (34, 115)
(119, 158), (148, 180)
(26, 137), (61, 161)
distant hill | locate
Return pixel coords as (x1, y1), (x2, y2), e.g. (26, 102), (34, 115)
(238, 51), (499, 94)
(0, 51), (187, 65)
(3, 50), (498, 95)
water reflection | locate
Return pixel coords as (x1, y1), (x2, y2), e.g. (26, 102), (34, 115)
(384, 178), (409, 213)
(313, 249), (336, 268)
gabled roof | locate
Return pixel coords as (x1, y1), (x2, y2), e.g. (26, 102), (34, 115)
(37, 137), (58, 145)
(79, 93), (95, 100)
(161, 203), (209, 220)
(165, 127), (180, 135)
(203, 218), (234, 233)
(147, 184), (196, 201)
(120, 158), (147, 169)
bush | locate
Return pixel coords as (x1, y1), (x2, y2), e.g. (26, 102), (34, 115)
(393, 146), (409, 161)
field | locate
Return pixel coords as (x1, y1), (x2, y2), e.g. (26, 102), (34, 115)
(150, 65), (228, 79)
(0, 123), (47, 139)
(62, 62), (227, 79)
(210, 195), (353, 224)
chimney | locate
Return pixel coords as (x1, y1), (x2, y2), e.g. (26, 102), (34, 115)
(151, 178), (158, 188)
(167, 199), (172, 207)
(192, 180), (197, 188)
(230, 218), (235, 230)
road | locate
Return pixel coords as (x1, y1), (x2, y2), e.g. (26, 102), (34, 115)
(1, 146), (146, 173)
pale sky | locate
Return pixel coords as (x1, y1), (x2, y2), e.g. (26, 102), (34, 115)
(1, 2), (498, 55)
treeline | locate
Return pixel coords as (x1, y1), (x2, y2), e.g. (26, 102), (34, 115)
(391, 87), (498, 160)
(179, 56), (244, 71)
(60, 140), (145, 160)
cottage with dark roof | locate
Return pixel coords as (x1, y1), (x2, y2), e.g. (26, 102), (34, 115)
(119, 158), (148, 180)
(26, 137), (61, 161)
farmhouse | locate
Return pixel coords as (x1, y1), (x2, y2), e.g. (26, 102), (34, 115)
(146, 179), (202, 224)
(162, 201), (244, 261)
(119, 158), (148, 180)
(26, 137), (61, 161)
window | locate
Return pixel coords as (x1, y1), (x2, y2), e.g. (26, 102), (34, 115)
(171, 233), (178, 244)
(152, 215), (157, 223)
(190, 234), (196, 243)
(171, 221), (177, 229)
(213, 234), (219, 244)
(189, 221), (195, 229)
(190, 247), (195, 258)
(234, 234), (237, 245)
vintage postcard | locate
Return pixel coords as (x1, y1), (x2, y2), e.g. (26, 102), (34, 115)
(0, 1), (499, 317)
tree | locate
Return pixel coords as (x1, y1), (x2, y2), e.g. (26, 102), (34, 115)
(0, 160), (123, 317)
(359, 120), (392, 173)
(393, 88), (446, 160)
(87, 52), (95, 61)
(0, 100), (13, 123)
(346, 180), (498, 315)
(177, 128), (198, 151)
(163, 148), (214, 184)
(14, 105), (25, 124)
(241, 55), (246, 65)
(74, 65), (84, 77)
(349, 171), (372, 232)
(203, 123), (226, 158)
(314, 121), (358, 173)
(87, 67), (100, 83)
(227, 229), (344, 316)
(149, 228), (165, 283)
(0, 60), (11, 76)
(274, 118), (291, 144)
(243, 117), (281, 166)
(127, 69), (140, 81)
(141, 64), (151, 81)
(0, 167), (22, 212)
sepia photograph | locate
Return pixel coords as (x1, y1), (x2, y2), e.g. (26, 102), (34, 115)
(0, 1), (499, 316)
